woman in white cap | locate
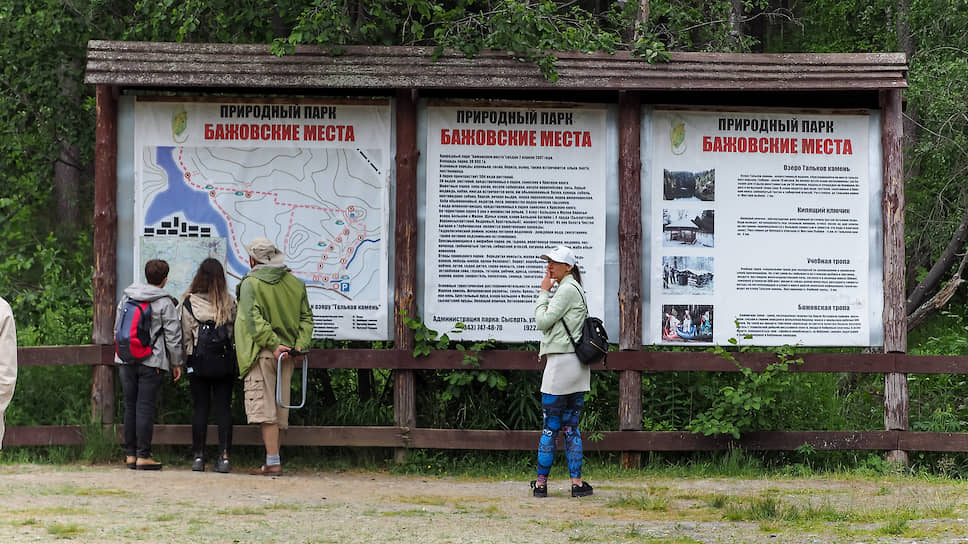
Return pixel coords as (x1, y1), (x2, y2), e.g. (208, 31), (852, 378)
(530, 245), (593, 498)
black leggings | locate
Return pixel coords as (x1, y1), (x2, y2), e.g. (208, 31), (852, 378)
(189, 375), (234, 456)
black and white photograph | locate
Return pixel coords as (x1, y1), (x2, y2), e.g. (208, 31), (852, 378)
(661, 256), (714, 295)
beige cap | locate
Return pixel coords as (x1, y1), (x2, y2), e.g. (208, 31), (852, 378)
(245, 237), (285, 266)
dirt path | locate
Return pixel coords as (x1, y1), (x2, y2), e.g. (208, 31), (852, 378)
(1, 464), (967, 543)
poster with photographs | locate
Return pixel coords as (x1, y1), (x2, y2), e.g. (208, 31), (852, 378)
(649, 110), (873, 346)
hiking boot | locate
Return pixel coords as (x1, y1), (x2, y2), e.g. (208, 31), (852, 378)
(191, 456), (205, 472)
(213, 457), (231, 474)
(530, 480), (547, 498)
(571, 481), (593, 498)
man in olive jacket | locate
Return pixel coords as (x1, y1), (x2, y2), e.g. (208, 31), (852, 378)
(236, 237), (314, 476)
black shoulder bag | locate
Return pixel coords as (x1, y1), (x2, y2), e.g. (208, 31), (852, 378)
(558, 285), (609, 366)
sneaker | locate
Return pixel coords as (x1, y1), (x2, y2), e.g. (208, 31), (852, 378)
(530, 480), (547, 498)
(213, 457), (231, 474)
(571, 481), (594, 498)
(191, 457), (205, 472)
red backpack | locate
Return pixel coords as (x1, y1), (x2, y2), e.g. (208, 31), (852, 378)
(115, 298), (155, 363)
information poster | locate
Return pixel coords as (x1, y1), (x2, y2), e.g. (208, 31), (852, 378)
(134, 100), (392, 340)
(425, 105), (607, 342)
(650, 110), (871, 346)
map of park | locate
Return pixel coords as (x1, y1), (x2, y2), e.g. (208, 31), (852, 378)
(139, 145), (385, 303)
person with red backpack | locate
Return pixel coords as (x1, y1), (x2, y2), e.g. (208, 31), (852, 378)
(114, 259), (183, 470)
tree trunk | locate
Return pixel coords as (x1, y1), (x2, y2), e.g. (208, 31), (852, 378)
(728, 0), (745, 48)
(906, 203), (968, 316)
(897, 0), (919, 182)
(54, 141), (81, 234)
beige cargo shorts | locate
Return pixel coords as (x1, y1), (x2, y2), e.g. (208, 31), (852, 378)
(243, 349), (294, 429)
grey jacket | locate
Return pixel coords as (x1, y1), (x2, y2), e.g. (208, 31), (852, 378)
(113, 283), (183, 371)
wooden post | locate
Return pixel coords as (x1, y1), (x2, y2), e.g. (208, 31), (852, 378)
(618, 91), (643, 468)
(91, 85), (118, 425)
(393, 89), (419, 463)
(880, 88), (907, 465)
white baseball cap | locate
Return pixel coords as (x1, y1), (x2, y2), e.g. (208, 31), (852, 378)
(540, 245), (577, 266)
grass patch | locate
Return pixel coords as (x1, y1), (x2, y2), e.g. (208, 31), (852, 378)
(702, 493), (730, 508)
(397, 495), (448, 507)
(12, 506), (92, 517)
(877, 516), (909, 536)
(607, 493), (670, 512)
(41, 484), (130, 497)
(377, 509), (433, 517)
(45, 522), (85, 538)
(722, 494), (850, 522)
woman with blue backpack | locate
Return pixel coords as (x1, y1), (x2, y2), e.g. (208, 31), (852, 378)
(181, 258), (237, 473)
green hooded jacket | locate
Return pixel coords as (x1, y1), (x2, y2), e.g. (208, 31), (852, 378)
(234, 266), (314, 377)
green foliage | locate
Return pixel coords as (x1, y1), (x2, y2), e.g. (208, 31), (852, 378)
(400, 310), (459, 357)
(273, 0), (665, 80)
(783, 0), (897, 53)
(686, 343), (805, 439)
(4, 366), (91, 426)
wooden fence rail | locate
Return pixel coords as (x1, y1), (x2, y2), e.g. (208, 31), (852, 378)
(9, 345), (967, 453)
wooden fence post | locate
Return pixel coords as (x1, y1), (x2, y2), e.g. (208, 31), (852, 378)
(394, 89), (419, 463)
(92, 85), (118, 425)
(618, 91), (643, 468)
(880, 88), (907, 465)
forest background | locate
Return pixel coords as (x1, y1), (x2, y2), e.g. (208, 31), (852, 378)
(2, 0), (968, 470)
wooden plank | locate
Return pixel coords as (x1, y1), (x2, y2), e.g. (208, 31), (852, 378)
(403, 429), (899, 451)
(4, 345), (910, 372)
(899, 432), (968, 452)
(85, 41), (905, 65)
(3, 426), (85, 446)
(28, 344), (968, 375)
(16, 345), (103, 367)
(85, 70), (908, 92)
(150, 425), (404, 447)
(84, 41), (907, 92)
(18, 425), (968, 453)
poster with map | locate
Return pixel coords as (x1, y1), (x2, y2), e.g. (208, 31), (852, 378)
(134, 99), (392, 340)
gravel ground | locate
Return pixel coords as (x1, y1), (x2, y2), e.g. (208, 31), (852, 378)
(2, 464), (968, 543)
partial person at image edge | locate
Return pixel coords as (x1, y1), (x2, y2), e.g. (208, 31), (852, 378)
(0, 296), (17, 449)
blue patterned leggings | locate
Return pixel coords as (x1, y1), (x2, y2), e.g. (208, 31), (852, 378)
(536, 392), (585, 479)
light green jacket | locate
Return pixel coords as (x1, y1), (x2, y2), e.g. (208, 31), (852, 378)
(234, 266), (314, 377)
(534, 275), (587, 357)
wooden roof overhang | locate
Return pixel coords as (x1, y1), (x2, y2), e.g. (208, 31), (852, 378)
(85, 40), (907, 107)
